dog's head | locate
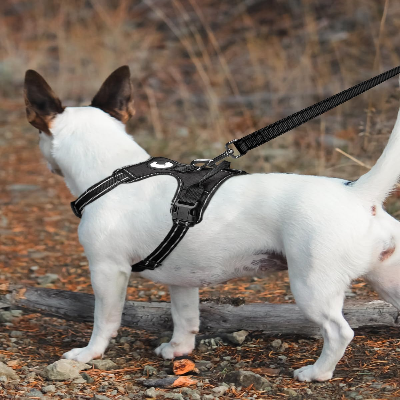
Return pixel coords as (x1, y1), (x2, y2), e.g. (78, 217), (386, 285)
(24, 66), (135, 176)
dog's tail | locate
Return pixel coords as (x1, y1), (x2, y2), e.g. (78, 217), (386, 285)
(351, 101), (400, 204)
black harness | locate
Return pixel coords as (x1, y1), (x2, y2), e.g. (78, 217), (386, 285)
(70, 66), (400, 272)
(71, 157), (246, 272)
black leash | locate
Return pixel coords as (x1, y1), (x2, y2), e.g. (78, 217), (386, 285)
(193, 65), (400, 168)
(72, 66), (400, 272)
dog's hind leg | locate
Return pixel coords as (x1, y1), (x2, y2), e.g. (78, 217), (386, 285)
(63, 262), (131, 363)
(365, 259), (400, 310)
(290, 272), (354, 382)
(155, 286), (199, 359)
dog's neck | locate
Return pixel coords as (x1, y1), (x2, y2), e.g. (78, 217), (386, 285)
(51, 107), (150, 197)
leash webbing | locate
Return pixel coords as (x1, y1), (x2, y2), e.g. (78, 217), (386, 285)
(230, 66), (400, 157)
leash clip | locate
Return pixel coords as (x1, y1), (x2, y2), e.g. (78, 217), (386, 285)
(190, 139), (242, 170)
(225, 139), (242, 159)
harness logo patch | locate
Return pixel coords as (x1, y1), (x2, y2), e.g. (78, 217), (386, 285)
(150, 161), (174, 169)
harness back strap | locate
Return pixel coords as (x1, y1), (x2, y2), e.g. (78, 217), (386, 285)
(71, 157), (247, 272)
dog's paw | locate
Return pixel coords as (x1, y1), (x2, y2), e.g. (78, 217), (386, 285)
(155, 341), (194, 359)
(294, 365), (333, 382)
(62, 347), (102, 363)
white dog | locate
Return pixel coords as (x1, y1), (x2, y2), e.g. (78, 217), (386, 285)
(24, 66), (400, 382)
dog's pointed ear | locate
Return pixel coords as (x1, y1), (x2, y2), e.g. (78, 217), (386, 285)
(24, 70), (64, 135)
(91, 65), (135, 124)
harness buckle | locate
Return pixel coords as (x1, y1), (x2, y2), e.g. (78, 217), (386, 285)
(171, 201), (198, 226)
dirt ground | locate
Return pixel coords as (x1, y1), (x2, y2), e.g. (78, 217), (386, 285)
(0, 109), (399, 399)
(1, 1), (400, 399)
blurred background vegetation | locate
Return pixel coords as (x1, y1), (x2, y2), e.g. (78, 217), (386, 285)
(1, 0), (400, 197)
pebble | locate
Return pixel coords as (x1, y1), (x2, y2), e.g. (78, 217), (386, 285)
(42, 359), (91, 381)
(88, 359), (118, 370)
(0, 361), (19, 381)
(10, 331), (23, 338)
(224, 370), (271, 390)
(197, 343), (208, 353)
(143, 365), (158, 376)
(163, 394), (184, 400)
(28, 388), (43, 397)
(81, 372), (94, 383)
(271, 339), (282, 349)
(0, 311), (13, 323)
(283, 388), (297, 397)
(11, 310), (23, 317)
(93, 395), (112, 400)
(37, 273), (59, 286)
(212, 386), (228, 395)
(72, 376), (86, 384)
(42, 384), (56, 393)
(202, 395), (214, 400)
(145, 387), (157, 397)
(225, 330), (249, 345)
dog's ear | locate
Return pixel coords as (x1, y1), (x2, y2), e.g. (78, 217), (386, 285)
(24, 70), (64, 135)
(91, 65), (135, 124)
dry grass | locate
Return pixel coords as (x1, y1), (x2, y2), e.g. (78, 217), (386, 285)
(1, 0), (400, 180)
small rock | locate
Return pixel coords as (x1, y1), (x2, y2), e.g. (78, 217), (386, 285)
(163, 394), (184, 400)
(271, 339), (282, 349)
(0, 311), (13, 323)
(144, 365), (158, 376)
(305, 388), (312, 395)
(28, 388), (43, 397)
(0, 361), (19, 381)
(88, 359), (118, 370)
(10, 331), (23, 338)
(202, 395), (214, 400)
(145, 387), (157, 397)
(278, 355), (287, 362)
(93, 395), (112, 400)
(37, 273), (59, 286)
(197, 343), (208, 353)
(225, 330), (249, 345)
(212, 385), (228, 395)
(283, 388), (297, 397)
(119, 337), (130, 343)
(72, 376), (86, 384)
(81, 372), (94, 383)
(224, 370), (270, 390)
(10, 310), (23, 317)
(280, 342), (289, 352)
(42, 384), (56, 393)
(42, 359), (91, 381)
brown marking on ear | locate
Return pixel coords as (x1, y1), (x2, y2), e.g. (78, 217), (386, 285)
(91, 65), (135, 123)
(24, 70), (64, 135)
(371, 205), (377, 216)
(380, 245), (395, 262)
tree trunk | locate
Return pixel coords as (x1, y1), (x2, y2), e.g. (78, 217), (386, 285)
(1, 285), (399, 336)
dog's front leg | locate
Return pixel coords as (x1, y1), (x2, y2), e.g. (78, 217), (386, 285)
(63, 262), (130, 363)
(155, 286), (199, 359)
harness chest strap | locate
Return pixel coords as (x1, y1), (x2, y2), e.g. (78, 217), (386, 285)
(71, 157), (247, 272)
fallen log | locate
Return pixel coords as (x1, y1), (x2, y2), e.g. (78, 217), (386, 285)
(0, 285), (399, 336)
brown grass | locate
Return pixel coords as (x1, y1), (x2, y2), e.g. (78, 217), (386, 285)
(1, 0), (400, 183)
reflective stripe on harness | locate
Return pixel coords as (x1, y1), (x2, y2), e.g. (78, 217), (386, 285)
(71, 157), (247, 272)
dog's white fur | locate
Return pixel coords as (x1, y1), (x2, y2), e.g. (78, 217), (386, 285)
(26, 68), (400, 382)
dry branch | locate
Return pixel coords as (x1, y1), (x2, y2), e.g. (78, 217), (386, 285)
(0, 285), (399, 336)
